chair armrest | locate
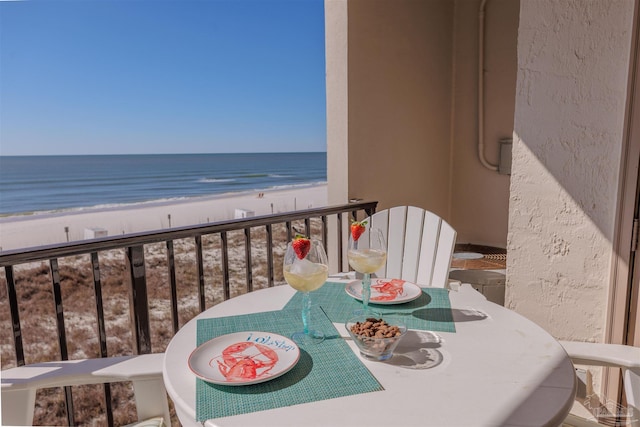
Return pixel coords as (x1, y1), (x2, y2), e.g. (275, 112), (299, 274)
(1, 354), (170, 426)
(1, 354), (167, 391)
(559, 341), (640, 369)
(559, 342), (640, 427)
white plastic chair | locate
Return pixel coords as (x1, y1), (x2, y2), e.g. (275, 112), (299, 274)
(1, 353), (171, 427)
(560, 341), (640, 427)
(355, 206), (456, 288)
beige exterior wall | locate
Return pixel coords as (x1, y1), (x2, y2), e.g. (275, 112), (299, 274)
(325, 0), (519, 248)
(450, 0), (518, 248)
(345, 0), (454, 219)
(507, 0), (634, 340)
(326, 0), (349, 207)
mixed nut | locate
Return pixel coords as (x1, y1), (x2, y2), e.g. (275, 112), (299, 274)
(349, 318), (403, 338)
(348, 317), (405, 359)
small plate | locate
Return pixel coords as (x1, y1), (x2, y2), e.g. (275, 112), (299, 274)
(345, 278), (423, 305)
(188, 331), (300, 386)
(452, 252), (484, 260)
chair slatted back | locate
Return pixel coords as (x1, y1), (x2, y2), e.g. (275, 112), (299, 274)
(366, 206), (456, 288)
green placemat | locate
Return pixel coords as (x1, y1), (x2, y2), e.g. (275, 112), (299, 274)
(284, 282), (456, 333)
(195, 307), (383, 421)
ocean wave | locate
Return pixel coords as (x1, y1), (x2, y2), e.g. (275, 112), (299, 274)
(240, 173), (270, 178)
(199, 178), (236, 183)
(199, 174), (292, 182)
(0, 183), (329, 219)
(261, 181), (328, 191)
(0, 197), (196, 218)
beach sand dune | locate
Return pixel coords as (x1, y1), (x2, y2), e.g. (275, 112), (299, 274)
(0, 184), (327, 251)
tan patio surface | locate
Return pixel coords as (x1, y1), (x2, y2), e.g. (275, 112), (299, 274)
(451, 244), (507, 270)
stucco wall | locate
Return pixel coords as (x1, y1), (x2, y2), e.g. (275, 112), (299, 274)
(507, 0), (633, 340)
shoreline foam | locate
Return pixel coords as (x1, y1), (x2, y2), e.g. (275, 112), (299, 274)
(0, 184), (328, 251)
(0, 181), (328, 219)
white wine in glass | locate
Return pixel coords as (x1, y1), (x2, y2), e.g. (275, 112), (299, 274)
(283, 236), (329, 345)
(348, 222), (387, 315)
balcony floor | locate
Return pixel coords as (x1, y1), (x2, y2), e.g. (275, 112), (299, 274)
(450, 243), (506, 270)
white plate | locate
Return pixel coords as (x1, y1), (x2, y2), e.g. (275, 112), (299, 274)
(345, 278), (423, 305)
(452, 252), (484, 260)
(188, 331), (300, 386)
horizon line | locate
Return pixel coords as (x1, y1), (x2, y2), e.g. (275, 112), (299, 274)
(0, 151), (328, 157)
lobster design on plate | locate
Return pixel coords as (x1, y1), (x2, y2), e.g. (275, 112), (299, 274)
(371, 279), (406, 301)
(213, 342), (279, 382)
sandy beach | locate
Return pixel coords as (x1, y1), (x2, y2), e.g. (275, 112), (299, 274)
(0, 184), (328, 251)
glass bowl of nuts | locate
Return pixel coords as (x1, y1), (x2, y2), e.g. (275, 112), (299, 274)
(345, 315), (408, 361)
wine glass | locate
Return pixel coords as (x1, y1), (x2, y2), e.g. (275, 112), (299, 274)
(348, 226), (387, 315)
(283, 237), (329, 345)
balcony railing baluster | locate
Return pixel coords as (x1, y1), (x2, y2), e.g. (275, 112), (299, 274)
(337, 213), (344, 271)
(304, 218), (311, 238)
(50, 259), (69, 361)
(90, 252), (114, 427)
(50, 258), (75, 426)
(286, 221), (292, 242)
(195, 236), (205, 312)
(4, 265), (24, 367)
(91, 252), (108, 358)
(321, 215), (328, 256)
(221, 231), (231, 301)
(125, 246), (152, 355)
(266, 224), (274, 287)
(166, 240), (180, 334)
(244, 228), (253, 293)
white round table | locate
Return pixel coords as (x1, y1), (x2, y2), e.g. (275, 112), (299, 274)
(163, 282), (576, 427)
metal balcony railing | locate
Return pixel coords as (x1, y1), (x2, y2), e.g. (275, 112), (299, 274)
(0, 201), (376, 426)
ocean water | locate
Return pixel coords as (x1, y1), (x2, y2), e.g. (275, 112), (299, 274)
(0, 153), (327, 216)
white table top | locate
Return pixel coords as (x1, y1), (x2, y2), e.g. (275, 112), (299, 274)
(162, 281), (576, 427)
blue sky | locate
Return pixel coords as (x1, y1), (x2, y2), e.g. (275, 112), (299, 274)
(0, 0), (326, 155)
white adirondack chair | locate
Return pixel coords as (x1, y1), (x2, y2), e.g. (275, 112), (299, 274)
(1, 354), (170, 427)
(354, 206), (457, 288)
(560, 341), (640, 427)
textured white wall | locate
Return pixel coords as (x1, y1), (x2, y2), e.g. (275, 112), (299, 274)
(507, 0), (633, 340)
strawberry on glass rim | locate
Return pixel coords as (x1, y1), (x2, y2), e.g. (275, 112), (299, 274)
(350, 220), (367, 242)
(292, 234), (311, 259)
